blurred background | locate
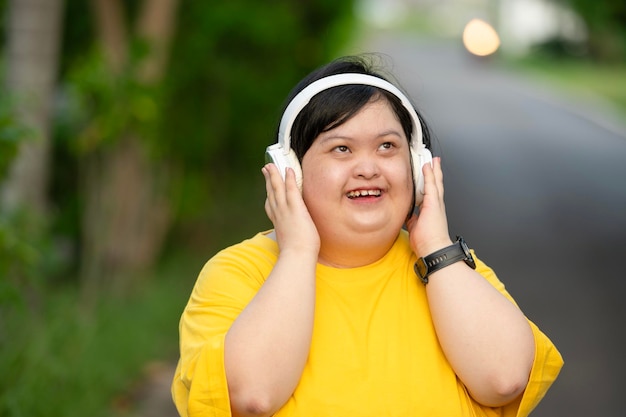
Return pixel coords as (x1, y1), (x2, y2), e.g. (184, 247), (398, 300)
(1, 0), (624, 416)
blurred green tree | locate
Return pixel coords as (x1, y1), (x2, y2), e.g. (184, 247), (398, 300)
(1, 0), (63, 216)
(68, 0), (180, 303)
(51, 0), (356, 300)
(554, 0), (626, 61)
(0, 0), (64, 310)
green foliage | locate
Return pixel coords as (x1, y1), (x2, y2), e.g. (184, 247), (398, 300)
(0, 68), (53, 318)
(0, 210), (47, 287)
(563, 0), (625, 31)
(0, 255), (197, 417)
(0, 89), (30, 182)
(61, 46), (162, 156)
(157, 1), (356, 250)
(0, 0), (7, 46)
(162, 1), (355, 176)
(0, 210), (79, 417)
(553, 0), (626, 61)
(54, 0), (357, 255)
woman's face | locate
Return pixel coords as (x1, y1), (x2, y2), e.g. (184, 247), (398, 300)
(301, 98), (414, 254)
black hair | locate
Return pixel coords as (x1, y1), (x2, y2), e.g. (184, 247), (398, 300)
(279, 55), (432, 161)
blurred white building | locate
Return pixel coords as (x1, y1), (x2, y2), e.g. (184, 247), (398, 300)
(357, 0), (587, 55)
(498, 0), (586, 54)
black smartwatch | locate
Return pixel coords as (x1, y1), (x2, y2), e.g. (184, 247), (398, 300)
(414, 236), (476, 284)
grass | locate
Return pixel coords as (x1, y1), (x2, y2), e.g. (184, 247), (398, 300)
(502, 55), (626, 117)
(0, 254), (201, 417)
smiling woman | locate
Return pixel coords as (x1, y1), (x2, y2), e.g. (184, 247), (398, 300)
(171, 55), (563, 417)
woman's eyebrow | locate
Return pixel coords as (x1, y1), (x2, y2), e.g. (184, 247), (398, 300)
(316, 135), (353, 143)
(318, 129), (403, 143)
(376, 129), (404, 138)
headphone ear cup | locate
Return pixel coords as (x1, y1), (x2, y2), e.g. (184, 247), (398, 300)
(412, 148), (433, 204)
(265, 145), (303, 192)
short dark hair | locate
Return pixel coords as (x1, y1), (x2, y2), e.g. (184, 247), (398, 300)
(279, 55), (432, 161)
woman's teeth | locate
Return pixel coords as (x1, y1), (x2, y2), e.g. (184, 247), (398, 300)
(347, 189), (382, 198)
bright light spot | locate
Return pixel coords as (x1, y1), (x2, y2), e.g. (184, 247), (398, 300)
(462, 19), (501, 57)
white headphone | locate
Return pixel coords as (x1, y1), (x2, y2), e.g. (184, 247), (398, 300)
(265, 73), (433, 204)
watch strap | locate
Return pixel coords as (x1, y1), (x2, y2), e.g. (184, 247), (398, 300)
(414, 237), (475, 284)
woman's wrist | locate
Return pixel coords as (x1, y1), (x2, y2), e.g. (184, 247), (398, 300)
(416, 237), (454, 258)
(278, 246), (319, 263)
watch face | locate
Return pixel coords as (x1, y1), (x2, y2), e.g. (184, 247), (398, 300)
(413, 261), (429, 284)
(458, 237), (476, 269)
(460, 238), (470, 256)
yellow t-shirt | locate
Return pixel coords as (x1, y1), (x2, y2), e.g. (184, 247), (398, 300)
(172, 231), (563, 417)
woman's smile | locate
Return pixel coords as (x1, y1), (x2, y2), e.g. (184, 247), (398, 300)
(346, 188), (382, 199)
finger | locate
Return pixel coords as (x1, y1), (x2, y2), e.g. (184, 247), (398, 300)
(267, 163), (288, 206)
(262, 165), (276, 207)
(421, 159), (438, 199)
(263, 163), (287, 207)
(264, 197), (274, 222)
(262, 167), (277, 221)
(284, 167), (304, 207)
(432, 157), (445, 199)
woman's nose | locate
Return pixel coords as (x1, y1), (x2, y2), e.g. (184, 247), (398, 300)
(353, 155), (380, 179)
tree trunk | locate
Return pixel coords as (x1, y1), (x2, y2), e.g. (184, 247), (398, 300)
(1, 0), (64, 215)
(81, 0), (178, 301)
(80, 137), (171, 299)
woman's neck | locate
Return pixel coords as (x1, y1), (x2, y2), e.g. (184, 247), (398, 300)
(266, 229), (402, 269)
(317, 233), (399, 268)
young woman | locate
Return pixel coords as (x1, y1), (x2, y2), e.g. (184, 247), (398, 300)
(172, 56), (563, 417)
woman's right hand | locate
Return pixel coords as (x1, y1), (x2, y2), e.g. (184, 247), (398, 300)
(262, 163), (320, 255)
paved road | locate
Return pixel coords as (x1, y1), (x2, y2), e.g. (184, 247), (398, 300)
(354, 34), (626, 416)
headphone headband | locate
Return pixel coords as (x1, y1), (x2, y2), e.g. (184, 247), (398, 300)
(277, 73), (424, 155)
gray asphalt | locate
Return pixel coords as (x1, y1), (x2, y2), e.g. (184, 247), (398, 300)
(355, 34), (626, 416)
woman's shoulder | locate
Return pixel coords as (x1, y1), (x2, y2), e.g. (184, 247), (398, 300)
(213, 230), (279, 259)
(196, 230), (279, 286)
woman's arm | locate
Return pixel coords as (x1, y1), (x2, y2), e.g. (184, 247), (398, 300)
(424, 260), (535, 406)
(224, 165), (320, 417)
(407, 158), (535, 407)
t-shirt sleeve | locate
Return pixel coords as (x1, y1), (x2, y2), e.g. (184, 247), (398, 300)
(472, 252), (564, 417)
(172, 242), (272, 417)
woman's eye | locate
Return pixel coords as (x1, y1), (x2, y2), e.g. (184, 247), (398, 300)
(380, 142), (394, 150)
(334, 145), (349, 153)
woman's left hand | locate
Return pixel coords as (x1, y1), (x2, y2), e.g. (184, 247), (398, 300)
(406, 157), (453, 257)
